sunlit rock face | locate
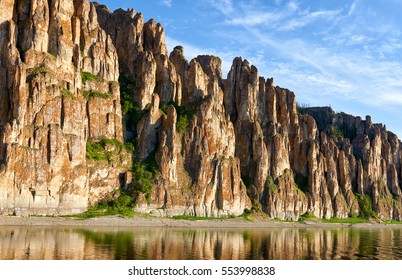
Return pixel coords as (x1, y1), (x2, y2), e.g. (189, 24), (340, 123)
(0, 0), (127, 215)
(0, 0), (401, 219)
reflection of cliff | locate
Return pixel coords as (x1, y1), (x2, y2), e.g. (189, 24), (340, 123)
(1, 227), (402, 260)
(0, 227), (86, 259)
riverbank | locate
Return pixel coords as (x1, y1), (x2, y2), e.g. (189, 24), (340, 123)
(1, 214), (402, 229)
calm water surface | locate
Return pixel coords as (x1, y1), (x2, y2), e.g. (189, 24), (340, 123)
(1, 226), (402, 260)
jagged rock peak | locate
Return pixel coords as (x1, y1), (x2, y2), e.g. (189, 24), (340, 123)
(194, 55), (222, 79)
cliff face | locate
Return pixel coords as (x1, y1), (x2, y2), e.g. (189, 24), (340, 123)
(1, 1), (401, 220)
(0, 0), (129, 215)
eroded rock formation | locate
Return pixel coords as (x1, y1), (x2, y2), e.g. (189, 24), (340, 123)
(0, 0), (401, 220)
(0, 0), (128, 215)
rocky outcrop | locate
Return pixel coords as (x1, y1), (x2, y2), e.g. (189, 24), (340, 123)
(300, 107), (402, 220)
(0, 0), (128, 216)
(1, 0), (401, 220)
(95, 6), (251, 217)
(134, 54), (252, 217)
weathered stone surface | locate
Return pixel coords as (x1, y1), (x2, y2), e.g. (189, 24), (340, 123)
(95, 4), (178, 111)
(136, 93), (162, 161)
(0, 0), (127, 216)
(1, 0), (401, 220)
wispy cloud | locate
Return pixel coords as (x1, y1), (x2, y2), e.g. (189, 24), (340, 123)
(224, 11), (282, 26)
(207, 0), (234, 14)
(161, 0), (172, 8)
(348, 0), (358, 16)
(278, 9), (342, 31)
(222, 1), (341, 32)
(200, 0), (402, 136)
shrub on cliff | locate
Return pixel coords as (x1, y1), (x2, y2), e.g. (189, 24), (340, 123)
(86, 138), (133, 162)
(131, 161), (153, 194)
(356, 193), (378, 218)
(176, 115), (188, 133)
(80, 71), (101, 84)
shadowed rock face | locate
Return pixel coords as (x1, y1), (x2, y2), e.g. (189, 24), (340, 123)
(0, 0), (401, 219)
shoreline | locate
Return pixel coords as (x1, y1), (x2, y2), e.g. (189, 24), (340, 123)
(1, 215), (402, 229)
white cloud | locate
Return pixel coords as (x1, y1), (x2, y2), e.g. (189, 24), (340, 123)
(278, 9), (342, 31)
(287, 1), (298, 11)
(161, 0), (172, 8)
(197, 0), (402, 136)
(348, 0), (358, 16)
(225, 11), (282, 26)
(207, 0), (233, 14)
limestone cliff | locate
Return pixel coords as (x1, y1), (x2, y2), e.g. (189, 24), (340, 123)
(0, 0), (129, 215)
(0, 0), (401, 220)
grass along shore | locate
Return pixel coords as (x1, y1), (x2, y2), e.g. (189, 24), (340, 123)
(72, 203), (402, 225)
(2, 201), (402, 227)
(1, 211), (402, 228)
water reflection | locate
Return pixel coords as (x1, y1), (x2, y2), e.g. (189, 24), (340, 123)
(1, 227), (402, 260)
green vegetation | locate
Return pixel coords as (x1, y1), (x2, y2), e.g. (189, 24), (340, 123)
(31, 65), (48, 75)
(265, 176), (278, 193)
(142, 149), (159, 174)
(27, 64), (48, 81)
(322, 217), (368, 224)
(86, 141), (108, 161)
(120, 73), (198, 135)
(159, 102), (170, 115)
(173, 103), (196, 134)
(81, 71), (101, 84)
(172, 215), (221, 221)
(60, 87), (74, 99)
(295, 193), (383, 223)
(298, 211), (317, 222)
(86, 138), (133, 162)
(109, 80), (119, 87)
(131, 160), (154, 195)
(273, 215), (370, 224)
(82, 90), (112, 100)
(241, 209), (255, 222)
(356, 193), (378, 218)
(119, 75), (148, 132)
(241, 175), (261, 215)
(72, 191), (136, 219)
(159, 101), (197, 134)
(42, 52), (56, 60)
(382, 219), (402, 224)
(86, 137), (157, 208)
(118, 70), (161, 200)
(330, 126), (345, 139)
(128, 147), (160, 203)
(176, 115), (188, 133)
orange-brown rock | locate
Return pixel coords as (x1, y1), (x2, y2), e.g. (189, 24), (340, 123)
(1, 0), (401, 220)
(0, 0), (127, 215)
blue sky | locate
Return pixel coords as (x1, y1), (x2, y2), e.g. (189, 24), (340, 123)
(101, 0), (402, 138)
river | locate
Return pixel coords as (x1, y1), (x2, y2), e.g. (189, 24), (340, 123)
(1, 226), (402, 260)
